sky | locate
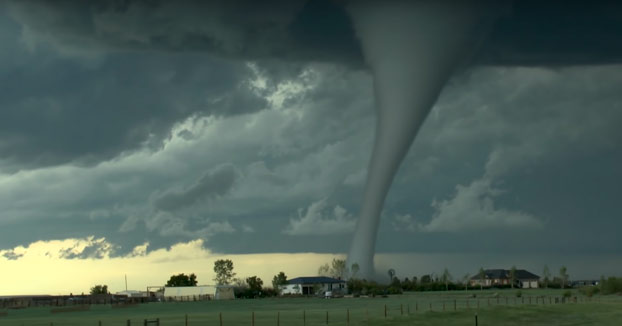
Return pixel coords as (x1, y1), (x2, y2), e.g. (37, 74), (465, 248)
(1, 1), (622, 295)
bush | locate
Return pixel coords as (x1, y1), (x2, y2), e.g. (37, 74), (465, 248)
(601, 277), (622, 295)
(562, 290), (572, 298)
(515, 290), (522, 298)
(578, 286), (599, 297)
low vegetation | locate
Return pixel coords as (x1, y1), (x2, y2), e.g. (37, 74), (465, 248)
(2, 289), (622, 326)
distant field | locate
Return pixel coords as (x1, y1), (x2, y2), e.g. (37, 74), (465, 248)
(1, 289), (621, 326)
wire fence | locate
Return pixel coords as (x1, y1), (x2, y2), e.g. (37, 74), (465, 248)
(0, 294), (605, 326)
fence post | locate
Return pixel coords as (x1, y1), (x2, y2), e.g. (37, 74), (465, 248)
(303, 310), (306, 326)
(401, 304), (403, 315)
(347, 308), (350, 326)
(415, 302), (418, 312)
(384, 304), (387, 318)
(219, 312), (223, 326)
(252, 311), (255, 326)
(475, 313), (478, 326)
(454, 300), (456, 311)
(429, 302), (432, 311)
(185, 314), (188, 326)
(326, 311), (328, 325)
(466, 299), (469, 309)
(99, 321), (102, 326)
(157, 318), (160, 326)
(277, 311), (280, 326)
(408, 303), (410, 314)
(127, 320), (131, 326)
(443, 302), (445, 311)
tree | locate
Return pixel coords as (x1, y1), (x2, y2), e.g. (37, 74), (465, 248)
(543, 265), (551, 289)
(246, 276), (263, 293)
(90, 284), (108, 295)
(559, 266), (569, 289)
(272, 272), (288, 293)
(441, 268), (452, 291)
(350, 263), (360, 279)
(213, 259), (236, 285)
(318, 259), (349, 279)
(510, 266), (517, 289)
(165, 273), (197, 287)
(420, 274), (432, 284)
(232, 277), (246, 287)
(462, 274), (471, 292)
(318, 263), (330, 276)
(388, 268), (396, 284)
(478, 267), (486, 291)
(402, 277), (412, 291)
(331, 259), (348, 279)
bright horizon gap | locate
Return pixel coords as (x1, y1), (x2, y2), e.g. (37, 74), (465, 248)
(1, 238), (619, 296)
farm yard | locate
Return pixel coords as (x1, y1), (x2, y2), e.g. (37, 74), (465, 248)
(1, 289), (621, 326)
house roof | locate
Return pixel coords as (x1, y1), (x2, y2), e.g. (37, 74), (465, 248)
(287, 276), (345, 285)
(515, 270), (540, 280)
(470, 269), (540, 280)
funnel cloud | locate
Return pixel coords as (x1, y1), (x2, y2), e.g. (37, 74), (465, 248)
(346, 1), (504, 279)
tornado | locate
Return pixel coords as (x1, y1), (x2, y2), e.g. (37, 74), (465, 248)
(346, 0), (500, 279)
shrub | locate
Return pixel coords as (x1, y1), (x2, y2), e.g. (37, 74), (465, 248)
(601, 277), (622, 295)
(515, 290), (522, 298)
(562, 290), (572, 298)
(578, 286), (599, 297)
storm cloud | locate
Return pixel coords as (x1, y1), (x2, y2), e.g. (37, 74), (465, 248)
(0, 1), (621, 279)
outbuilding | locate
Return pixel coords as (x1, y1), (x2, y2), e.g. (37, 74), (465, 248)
(280, 276), (347, 296)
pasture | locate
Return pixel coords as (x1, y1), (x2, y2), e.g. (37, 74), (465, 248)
(1, 289), (621, 326)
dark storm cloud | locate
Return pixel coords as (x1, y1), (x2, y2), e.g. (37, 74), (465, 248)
(1, 250), (23, 260)
(6, 0), (622, 67)
(478, 1), (622, 65)
(5, 0), (362, 66)
(0, 12), (266, 171)
(154, 165), (237, 212)
(3, 0), (622, 170)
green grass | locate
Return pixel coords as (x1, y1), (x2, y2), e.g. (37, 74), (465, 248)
(1, 289), (620, 326)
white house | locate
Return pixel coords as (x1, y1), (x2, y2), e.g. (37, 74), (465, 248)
(280, 276), (347, 296)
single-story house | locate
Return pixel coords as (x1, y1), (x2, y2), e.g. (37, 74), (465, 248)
(470, 269), (539, 288)
(280, 276), (347, 295)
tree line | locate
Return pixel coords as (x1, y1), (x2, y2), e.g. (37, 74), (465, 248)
(89, 258), (622, 297)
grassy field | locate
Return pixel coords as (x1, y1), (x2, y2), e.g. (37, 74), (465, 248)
(1, 289), (621, 326)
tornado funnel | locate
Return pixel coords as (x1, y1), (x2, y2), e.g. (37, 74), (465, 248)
(346, 1), (496, 279)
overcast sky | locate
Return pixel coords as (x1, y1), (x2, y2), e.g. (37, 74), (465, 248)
(1, 1), (621, 294)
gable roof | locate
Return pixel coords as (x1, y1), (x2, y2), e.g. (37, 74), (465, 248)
(515, 269), (540, 279)
(287, 276), (345, 285)
(470, 269), (540, 280)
